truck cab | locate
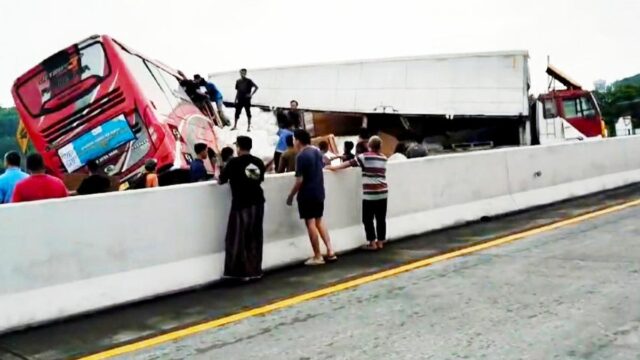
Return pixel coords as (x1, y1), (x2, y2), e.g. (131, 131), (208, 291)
(536, 65), (606, 143)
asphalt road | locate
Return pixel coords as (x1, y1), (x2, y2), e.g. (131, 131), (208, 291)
(124, 203), (640, 360)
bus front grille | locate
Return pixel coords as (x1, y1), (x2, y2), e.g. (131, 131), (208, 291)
(43, 88), (126, 145)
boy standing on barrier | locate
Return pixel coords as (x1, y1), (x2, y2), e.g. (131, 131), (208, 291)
(286, 129), (337, 265)
(328, 136), (388, 250)
(219, 136), (266, 280)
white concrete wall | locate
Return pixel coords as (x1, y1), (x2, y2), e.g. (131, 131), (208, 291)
(2, 136), (640, 332)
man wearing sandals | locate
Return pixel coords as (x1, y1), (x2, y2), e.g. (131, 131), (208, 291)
(286, 129), (337, 265)
(328, 136), (388, 250)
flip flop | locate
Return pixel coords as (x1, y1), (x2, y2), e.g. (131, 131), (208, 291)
(324, 254), (338, 263)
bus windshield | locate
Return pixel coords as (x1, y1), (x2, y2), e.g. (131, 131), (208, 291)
(16, 41), (110, 117)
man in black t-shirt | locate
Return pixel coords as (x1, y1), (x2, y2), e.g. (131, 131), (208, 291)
(233, 68), (259, 132)
(218, 136), (266, 280)
(77, 160), (111, 195)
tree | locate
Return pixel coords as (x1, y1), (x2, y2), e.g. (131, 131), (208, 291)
(0, 107), (20, 173)
(595, 84), (640, 136)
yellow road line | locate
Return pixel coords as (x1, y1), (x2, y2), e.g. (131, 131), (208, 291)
(79, 198), (640, 360)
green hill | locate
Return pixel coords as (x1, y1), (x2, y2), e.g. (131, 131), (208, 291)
(614, 73), (640, 87)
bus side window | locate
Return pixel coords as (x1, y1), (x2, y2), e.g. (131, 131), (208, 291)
(119, 50), (173, 117)
(543, 99), (557, 119)
(147, 64), (182, 112)
(156, 68), (191, 103)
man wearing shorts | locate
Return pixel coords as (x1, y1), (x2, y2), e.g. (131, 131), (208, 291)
(233, 68), (259, 132)
(286, 129), (336, 265)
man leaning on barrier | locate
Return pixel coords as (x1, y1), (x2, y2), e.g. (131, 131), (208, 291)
(218, 136), (266, 281)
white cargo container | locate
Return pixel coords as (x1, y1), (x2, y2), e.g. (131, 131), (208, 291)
(209, 51), (530, 118)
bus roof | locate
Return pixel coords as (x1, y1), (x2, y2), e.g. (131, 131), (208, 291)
(12, 34), (182, 92)
(13, 34), (102, 88)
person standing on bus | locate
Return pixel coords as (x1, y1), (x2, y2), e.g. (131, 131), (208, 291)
(232, 69), (259, 132)
(194, 75), (230, 127)
(12, 154), (68, 203)
(218, 136), (266, 280)
(286, 129), (337, 265)
(0, 151), (28, 204)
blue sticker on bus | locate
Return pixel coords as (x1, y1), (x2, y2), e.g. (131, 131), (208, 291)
(58, 115), (135, 172)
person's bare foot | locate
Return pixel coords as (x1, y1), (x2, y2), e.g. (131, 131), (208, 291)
(376, 240), (384, 249)
(361, 243), (378, 251)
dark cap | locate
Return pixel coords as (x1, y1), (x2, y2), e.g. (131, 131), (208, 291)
(235, 136), (252, 151)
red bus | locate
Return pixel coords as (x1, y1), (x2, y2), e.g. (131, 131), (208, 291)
(11, 34), (220, 187)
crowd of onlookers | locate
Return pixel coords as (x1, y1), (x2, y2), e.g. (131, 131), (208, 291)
(216, 127), (392, 278)
(0, 127), (398, 280)
(0, 67), (432, 282)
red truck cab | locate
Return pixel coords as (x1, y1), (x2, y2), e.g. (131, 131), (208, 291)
(538, 65), (606, 139)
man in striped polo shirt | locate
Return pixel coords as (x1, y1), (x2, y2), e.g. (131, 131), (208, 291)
(328, 135), (388, 250)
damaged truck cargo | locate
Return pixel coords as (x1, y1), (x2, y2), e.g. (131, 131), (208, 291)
(209, 50), (604, 154)
(209, 51), (532, 153)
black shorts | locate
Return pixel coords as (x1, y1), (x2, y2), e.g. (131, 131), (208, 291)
(235, 98), (252, 119)
(298, 199), (324, 220)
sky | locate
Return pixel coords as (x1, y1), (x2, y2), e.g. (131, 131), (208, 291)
(0, 0), (639, 106)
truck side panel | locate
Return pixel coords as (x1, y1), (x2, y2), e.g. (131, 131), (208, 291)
(209, 51), (530, 117)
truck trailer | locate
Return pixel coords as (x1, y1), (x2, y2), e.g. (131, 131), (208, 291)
(209, 51), (605, 152)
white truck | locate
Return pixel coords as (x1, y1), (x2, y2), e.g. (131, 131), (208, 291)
(209, 51), (602, 152)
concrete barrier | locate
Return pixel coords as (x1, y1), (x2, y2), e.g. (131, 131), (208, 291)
(1, 136), (640, 332)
